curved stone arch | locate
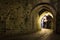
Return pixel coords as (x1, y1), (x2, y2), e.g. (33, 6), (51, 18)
(31, 3), (56, 31)
(31, 3), (56, 11)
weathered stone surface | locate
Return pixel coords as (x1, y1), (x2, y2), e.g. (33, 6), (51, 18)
(0, 0), (57, 35)
(0, 0), (41, 34)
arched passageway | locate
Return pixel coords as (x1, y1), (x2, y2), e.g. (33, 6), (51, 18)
(39, 11), (53, 29)
(31, 3), (56, 32)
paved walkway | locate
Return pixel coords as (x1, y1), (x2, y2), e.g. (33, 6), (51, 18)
(1, 28), (60, 40)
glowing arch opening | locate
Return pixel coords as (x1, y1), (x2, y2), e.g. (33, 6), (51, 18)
(38, 11), (53, 29)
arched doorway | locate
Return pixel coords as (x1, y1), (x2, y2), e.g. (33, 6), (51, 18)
(39, 11), (53, 29)
(31, 3), (56, 32)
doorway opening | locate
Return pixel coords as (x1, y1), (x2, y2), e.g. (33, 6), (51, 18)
(39, 11), (54, 29)
(31, 3), (56, 32)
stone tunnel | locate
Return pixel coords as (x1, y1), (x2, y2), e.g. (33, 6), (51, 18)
(0, 0), (59, 35)
(31, 3), (56, 31)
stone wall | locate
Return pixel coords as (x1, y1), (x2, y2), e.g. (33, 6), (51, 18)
(0, 0), (40, 34)
(56, 0), (60, 33)
(0, 0), (57, 35)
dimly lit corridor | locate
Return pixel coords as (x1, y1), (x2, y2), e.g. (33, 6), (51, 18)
(0, 0), (60, 40)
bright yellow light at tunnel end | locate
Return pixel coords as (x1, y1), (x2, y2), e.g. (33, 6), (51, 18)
(38, 11), (53, 28)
